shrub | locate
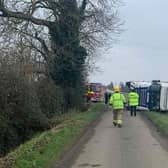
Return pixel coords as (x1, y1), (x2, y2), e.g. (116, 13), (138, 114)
(63, 86), (85, 111)
(36, 79), (65, 118)
(0, 70), (49, 156)
(0, 115), (18, 156)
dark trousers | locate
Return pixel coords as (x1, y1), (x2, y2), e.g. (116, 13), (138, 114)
(130, 106), (137, 116)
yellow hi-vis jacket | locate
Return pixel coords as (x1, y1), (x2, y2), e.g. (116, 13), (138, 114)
(110, 93), (126, 110)
(128, 92), (139, 106)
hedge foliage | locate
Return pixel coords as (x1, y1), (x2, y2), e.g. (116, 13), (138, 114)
(0, 70), (68, 156)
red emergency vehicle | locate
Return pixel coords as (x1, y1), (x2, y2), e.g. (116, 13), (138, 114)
(86, 83), (102, 102)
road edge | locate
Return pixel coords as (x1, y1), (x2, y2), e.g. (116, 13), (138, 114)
(50, 105), (109, 168)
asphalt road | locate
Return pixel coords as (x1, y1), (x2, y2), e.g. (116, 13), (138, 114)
(70, 110), (168, 168)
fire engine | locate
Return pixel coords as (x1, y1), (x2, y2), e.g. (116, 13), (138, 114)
(86, 83), (102, 102)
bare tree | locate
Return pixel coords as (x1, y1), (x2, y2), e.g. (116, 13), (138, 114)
(0, 0), (121, 108)
(0, 0), (120, 63)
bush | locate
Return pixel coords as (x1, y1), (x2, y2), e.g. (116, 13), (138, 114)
(0, 70), (49, 156)
(63, 86), (85, 111)
(0, 115), (18, 156)
(36, 79), (65, 118)
(0, 69), (85, 156)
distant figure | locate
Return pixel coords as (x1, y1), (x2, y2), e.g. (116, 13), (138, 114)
(128, 88), (139, 116)
(110, 86), (126, 128)
(108, 92), (111, 100)
(104, 92), (109, 104)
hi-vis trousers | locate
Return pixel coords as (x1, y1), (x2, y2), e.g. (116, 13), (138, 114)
(113, 109), (123, 125)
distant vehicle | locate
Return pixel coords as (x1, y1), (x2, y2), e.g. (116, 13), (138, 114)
(85, 83), (102, 102)
(126, 80), (168, 112)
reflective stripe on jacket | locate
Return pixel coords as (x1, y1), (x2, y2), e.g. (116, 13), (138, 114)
(110, 93), (126, 110)
(128, 92), (139, 106)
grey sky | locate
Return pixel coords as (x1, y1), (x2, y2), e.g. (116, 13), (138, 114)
(89, 0), (168, 85)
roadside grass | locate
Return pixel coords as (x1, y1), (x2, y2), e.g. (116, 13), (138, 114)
(0, 103), (105, 168)
(145, 111), (168, 136)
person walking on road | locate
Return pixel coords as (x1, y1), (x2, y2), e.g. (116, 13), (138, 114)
(104, 91), (112, 105)
(104, 91), (109, 105)
(128, 89), (139, 116)
(110, 86), (126, 128)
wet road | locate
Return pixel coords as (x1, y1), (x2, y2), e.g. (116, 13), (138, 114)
(70, 110), (168, 168)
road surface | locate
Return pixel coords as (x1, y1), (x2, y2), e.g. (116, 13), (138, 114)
(70, 110), (168, 168)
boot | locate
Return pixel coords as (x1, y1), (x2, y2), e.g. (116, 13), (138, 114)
(113, 122), (117, 126)
(118, 124), (122, 128)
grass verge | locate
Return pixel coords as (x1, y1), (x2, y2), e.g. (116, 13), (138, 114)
(0, 103), (105, 168)
(144, 111), (168, 136)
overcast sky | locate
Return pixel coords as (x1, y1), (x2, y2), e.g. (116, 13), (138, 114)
(89, 0), (168, 85)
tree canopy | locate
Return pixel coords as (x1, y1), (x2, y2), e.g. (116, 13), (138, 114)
(0, 0), (121, 108)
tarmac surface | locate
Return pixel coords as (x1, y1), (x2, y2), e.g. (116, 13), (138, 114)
(70, 110), (168, 168)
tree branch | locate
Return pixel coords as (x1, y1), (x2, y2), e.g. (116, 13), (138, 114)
(80, 0), (87, 16)
(0, 1), (52, 27)
(13, 27), (50, 62)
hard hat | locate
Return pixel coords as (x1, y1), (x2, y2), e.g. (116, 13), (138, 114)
(114, 86), (120, 92)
